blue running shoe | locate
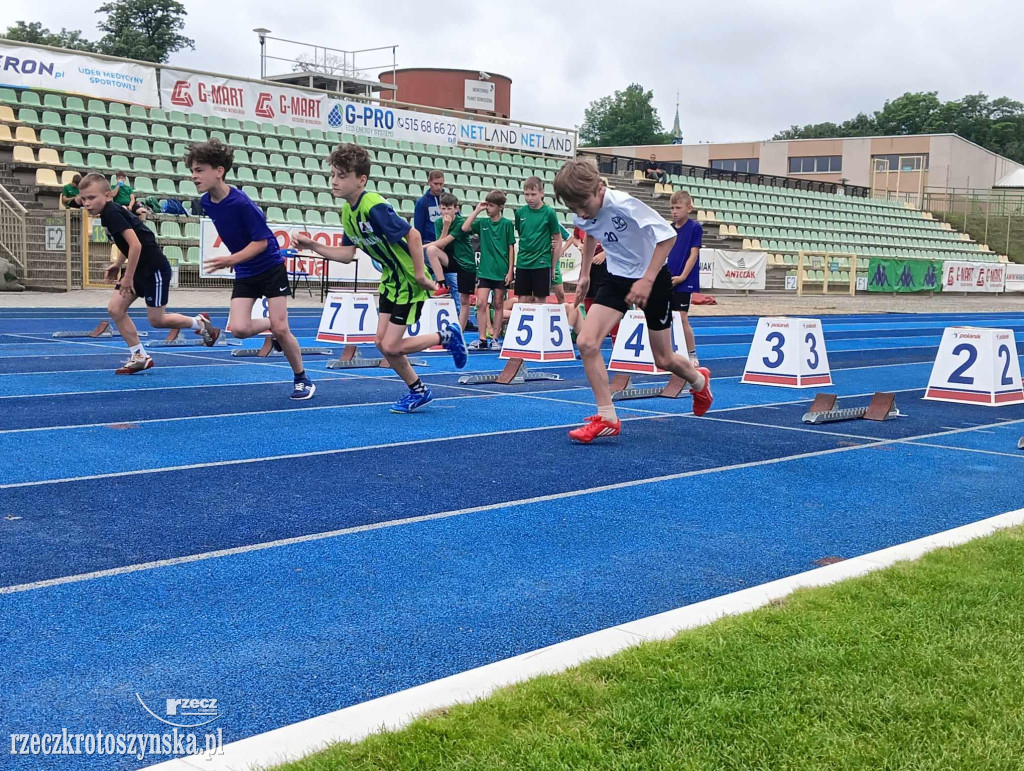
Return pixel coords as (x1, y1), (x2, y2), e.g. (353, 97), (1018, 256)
(290, 377), (316, 400)
(445, 323), (468, 369)
(390, 388), (434, 413)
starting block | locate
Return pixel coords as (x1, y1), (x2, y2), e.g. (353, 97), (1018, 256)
(802, 392), (903, 423)
(325, 345), (427, 369)
(458, 303), (572, 385)
(607, 310), (691, 399)
(148, 327), (239, 348)
(232, 338), (333, 358)
(52, 320), (147, 339)
(611, 373), (690, 401)
(1018, 437), (1024, 450)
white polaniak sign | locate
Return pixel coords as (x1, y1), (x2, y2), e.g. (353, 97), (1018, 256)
(0, 42), (158, 105)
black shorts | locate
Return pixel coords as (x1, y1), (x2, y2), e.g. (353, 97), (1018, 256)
(379, 295), (424, 326)
(671, 292), (692, 312)
(477, 277), (508, 291)
(124, 265), (171, 308)
(586, 259), (610, 299)
(514, 267), (551, 298)
(455, 267), (476, 296)
(231, 262), (291, 300)
(593, 267), (674, 331)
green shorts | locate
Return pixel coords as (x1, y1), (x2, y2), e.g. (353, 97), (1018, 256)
(554, 262), (563, 285)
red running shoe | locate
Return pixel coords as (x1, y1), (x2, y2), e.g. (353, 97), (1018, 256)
(433, 284), (451, 297)
(569, 414), (621, 444)
(691, 367), (713, 416)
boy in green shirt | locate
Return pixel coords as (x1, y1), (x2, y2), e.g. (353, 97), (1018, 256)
(425, 192), (477, 334)
(295, 143), (467, 413)
(61, 174), (82, 209)
(462, 189), (515, 349)
(513, 176), (562, 304)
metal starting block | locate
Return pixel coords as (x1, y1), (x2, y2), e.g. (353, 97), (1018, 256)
(326, 345), (426, 370)
(610, 373), (690, 401)
(1017, 437), (1024, 450)
(52, 321), (147, 339)
(802, 392), (903, 424)
(148, 328), (239, 348)
(232, 337), (332, 358)
(458, 358), (562, 385)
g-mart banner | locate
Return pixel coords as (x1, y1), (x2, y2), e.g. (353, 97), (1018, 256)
(0, 41), (158, 106)
(161, 69), (326, 128)
(199, 219), (381, 284)
(941, 261), (1005, 293)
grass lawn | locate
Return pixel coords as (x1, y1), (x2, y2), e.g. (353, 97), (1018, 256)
(276, 526), (1024, 770)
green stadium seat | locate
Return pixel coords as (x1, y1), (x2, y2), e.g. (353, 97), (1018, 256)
(151, 123), (170, 139)
(305, 210), (323, 226)
(156, 178), (177, 195)
(303, 157), (322, 172)
(18, 108), (40, 124)
(235, 167), (256, 183)
(179, 180), (199, 198)
(274, 170), (291, 185)
(256, 168), (274, 184)
(159, 221), (183, 241)
(133, 157), (153, 174)
(40, 128), (62, 146)
(170, 125), (189, 141)
(63, 150), (86, 168)
(392, 182), (407, 197)
(126, 104), (147, 120)
(110, 136), (130, 153)
(259, 122), (277, 136)
(281, 139), (298, 154)
(269, 153), (287, 169)
(86, 135), (107, 150)
(185, 246), (200, 264)
(154, 159), (174, 175)
(281, 189), (299, 205)
(265, 137), (282, 152)
(261, 188), (280, 203)
(110, 155), (131, 171)
(246, 135), (264, 150)
(0, 88), (18, 104)
(316, 192), (333, 206)
(152, 141), (173, 158)
(189, 128), (207, 142)
(324, 211), (341, 226)
(287, 155), (303, 171)
(285, 208), (304, 224)
(242, 185), (260, 200)
(251, 151), (269, 166)
(163, 245), (183, 264)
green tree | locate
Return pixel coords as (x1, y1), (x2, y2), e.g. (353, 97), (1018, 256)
(772, 91), (1024, 164)
(580, 84), (671, 147)
(96, 0), (194, 62)
(3, 21), (99, 52)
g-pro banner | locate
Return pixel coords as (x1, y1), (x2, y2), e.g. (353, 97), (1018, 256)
(0, 41), (158, 106)
(867, 258), (943, 293)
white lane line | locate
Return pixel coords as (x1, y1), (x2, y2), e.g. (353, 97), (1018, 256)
(140, 507), (1024, 771)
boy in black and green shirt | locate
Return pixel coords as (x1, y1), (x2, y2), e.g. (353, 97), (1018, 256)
(462, 189), (515, 349)
(514, 176), (563, 303)
(61, 173), (82, 208)
(296, 143), (468, 413)
(425, 192), (477, 334)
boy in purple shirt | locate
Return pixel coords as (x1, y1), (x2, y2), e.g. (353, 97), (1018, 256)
(190, 139), (314, 400)
(667, 191), (702, 365)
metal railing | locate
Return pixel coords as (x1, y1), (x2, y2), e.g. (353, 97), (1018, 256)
(923, 187), (1024, 262)
(0, 182), (27, 275)
(577, 151), (871, 197)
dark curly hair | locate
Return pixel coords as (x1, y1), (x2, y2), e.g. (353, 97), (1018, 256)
(184, 139), (234, 175)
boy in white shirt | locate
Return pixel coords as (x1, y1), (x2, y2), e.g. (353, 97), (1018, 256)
(553, 159), (712, 443)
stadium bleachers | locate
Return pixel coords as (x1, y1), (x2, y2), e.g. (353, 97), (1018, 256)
(0, 85), (1006, 277)
(0, 86), (573, 266)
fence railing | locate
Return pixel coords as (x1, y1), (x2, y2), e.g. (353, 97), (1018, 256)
(923, 187), (1024, 262)
(0, 182), (27, 275)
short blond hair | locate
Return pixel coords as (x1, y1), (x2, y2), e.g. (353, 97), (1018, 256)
(553, 159), (602, 210)
(670, 190), (692, 206)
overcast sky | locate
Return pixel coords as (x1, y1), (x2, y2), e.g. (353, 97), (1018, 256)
(4, 0), (1021, 142)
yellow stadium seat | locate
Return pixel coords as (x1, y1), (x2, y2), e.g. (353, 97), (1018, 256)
(751, 239), (762, 250)
(38, 147), (64, 166)
(0, 125), (12, 142)
(12, 145), (36, 164)
(707, 211), (718, 222)
(15, 126), (39, 143)
(696, 210), (706, 222)
(35, 168), (59, 187)
(0, 105), (16, 122)
(633, 169), (645, 182)
(742, 238), (752, 250)
(61, 170), (79, 185)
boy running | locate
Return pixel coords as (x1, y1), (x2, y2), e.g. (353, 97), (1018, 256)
(76, 173), (219, 375)
(190, 139), (315, 400)
(295, 143), (467, 412)
(553, 160), (712, 443)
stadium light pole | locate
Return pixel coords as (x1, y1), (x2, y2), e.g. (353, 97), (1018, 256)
(253, 28), (272, 79)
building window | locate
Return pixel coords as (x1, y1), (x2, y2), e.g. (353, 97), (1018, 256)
(712, 158), (759, 174)
(788, 156), (842, 174)
(871, 154), (929, 172)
